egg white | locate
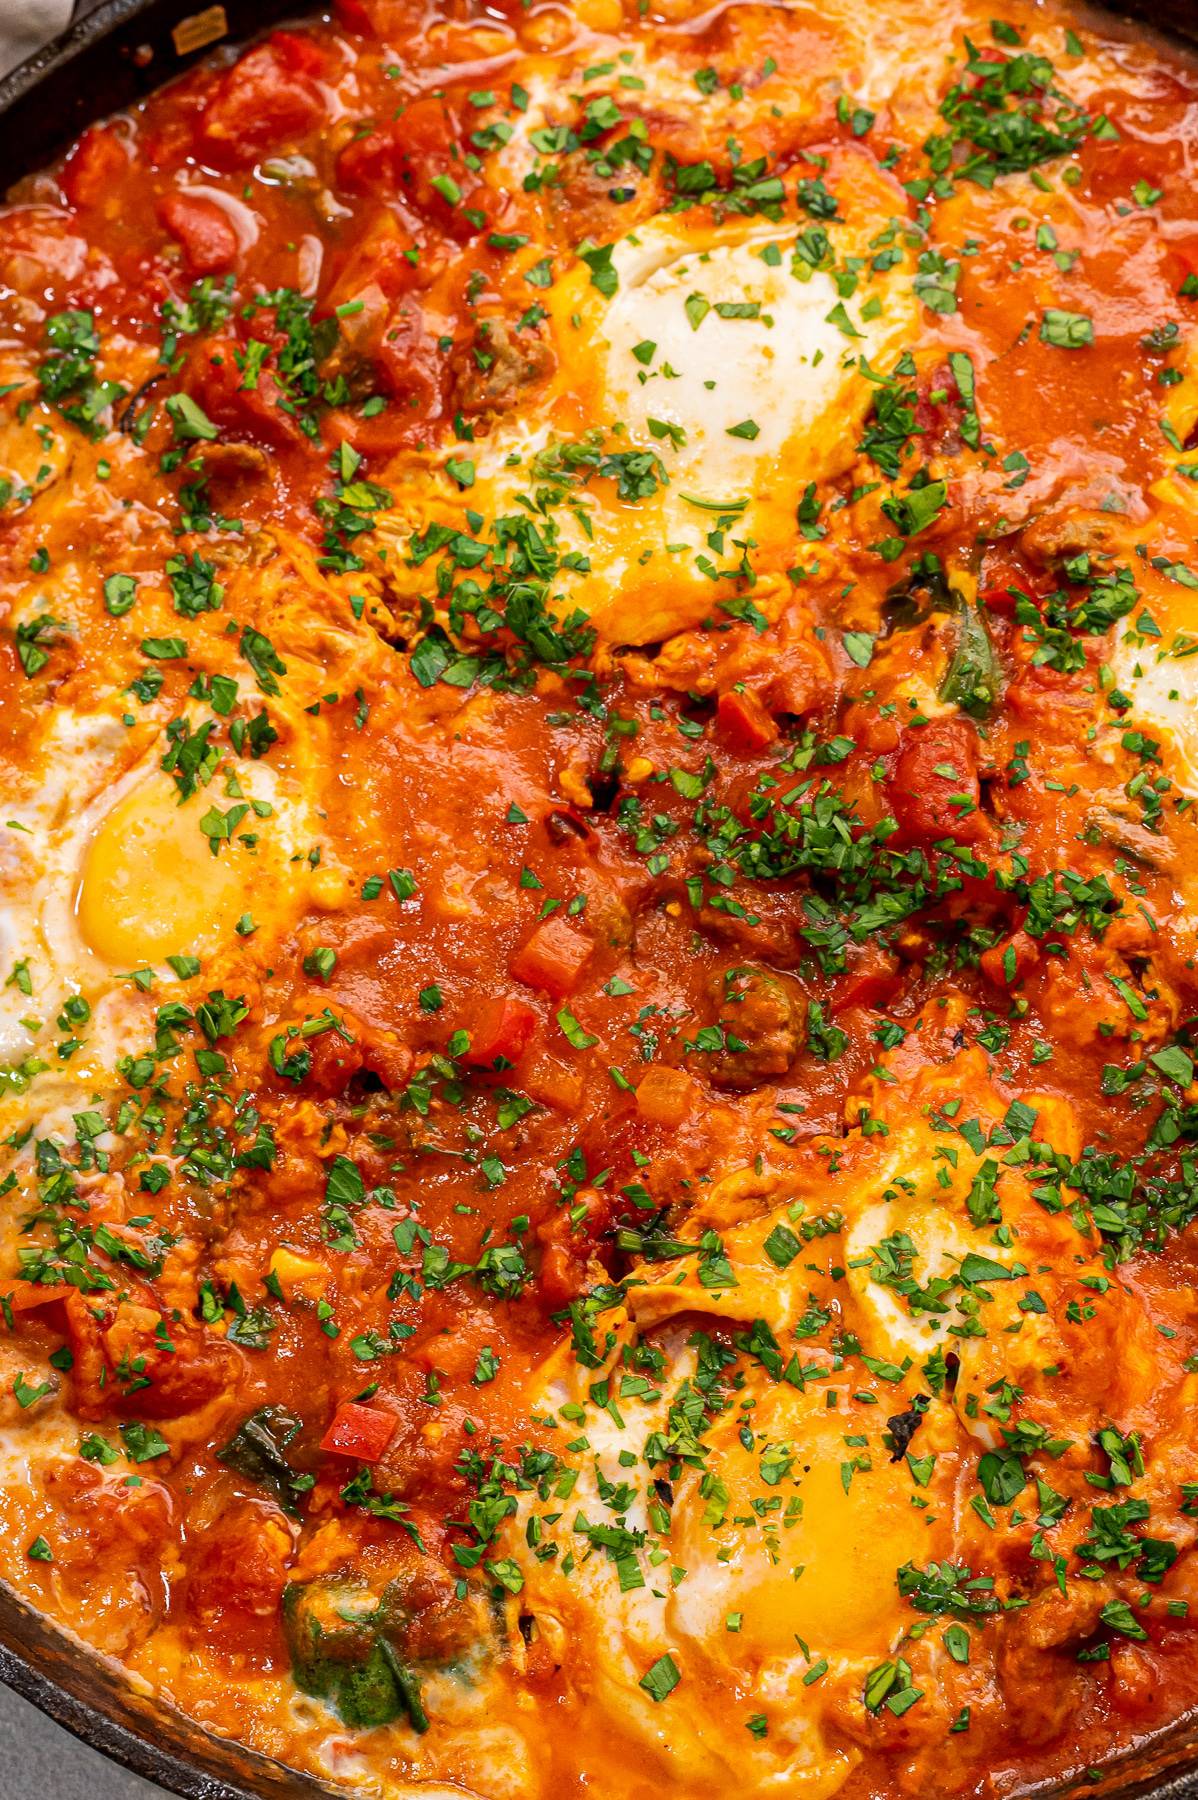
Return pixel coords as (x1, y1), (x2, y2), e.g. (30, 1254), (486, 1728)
(378, 168), (917, 646)
(0, 699), (313, 1123)
(513, 1325), (865, 1800)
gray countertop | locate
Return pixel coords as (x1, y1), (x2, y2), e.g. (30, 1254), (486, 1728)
(0, 1679), (167, 1798)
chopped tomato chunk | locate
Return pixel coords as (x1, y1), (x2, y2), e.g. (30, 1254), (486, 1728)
(197, 35), (326, 167)
(510, 917), (593, 998)
(830, 946), (903, 1014)
(333, 0), (412, 31)
(635, 1064), (698, 1127)
(182, 1501), (291, 1667)
(888, 717), (993, 847)
(184, 335), (309, 452)
(158, 192), (239, 275)
(61, 126), (129, 211)
(335, 98), (486, 235)
(980, 928), (1039, 990)
(464, 995), (538, 1066)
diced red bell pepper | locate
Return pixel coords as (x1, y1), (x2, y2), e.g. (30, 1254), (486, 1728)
(717, 687), (777, 754)
(320, 1401), (396, 1463)
(158, 192), (239, 276)
(463, 995), (538, 1067)
(509, 917), (593, 998)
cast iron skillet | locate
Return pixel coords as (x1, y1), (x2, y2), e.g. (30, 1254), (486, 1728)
(2, 0), (1198, 1795)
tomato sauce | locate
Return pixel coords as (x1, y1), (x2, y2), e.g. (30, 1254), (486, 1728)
(2, 2), (1198, 1796)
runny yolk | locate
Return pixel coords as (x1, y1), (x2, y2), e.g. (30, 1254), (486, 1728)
(669, 1396), (928, 1664)
(76, 773), (256, 965)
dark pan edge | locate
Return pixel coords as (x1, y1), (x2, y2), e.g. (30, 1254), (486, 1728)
(0, 0), (307, 182)
(0, 1578), (345, 1799)
(1105, 0), (1198, 44)
(1, 0), (1198, 1795)
(0, 9), (340, 1793)
(0, 1632), (253, 1800)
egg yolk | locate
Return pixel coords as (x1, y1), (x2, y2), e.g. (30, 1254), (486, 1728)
(76, 773), (261, 965)
(668, 1391), (930, 1663)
